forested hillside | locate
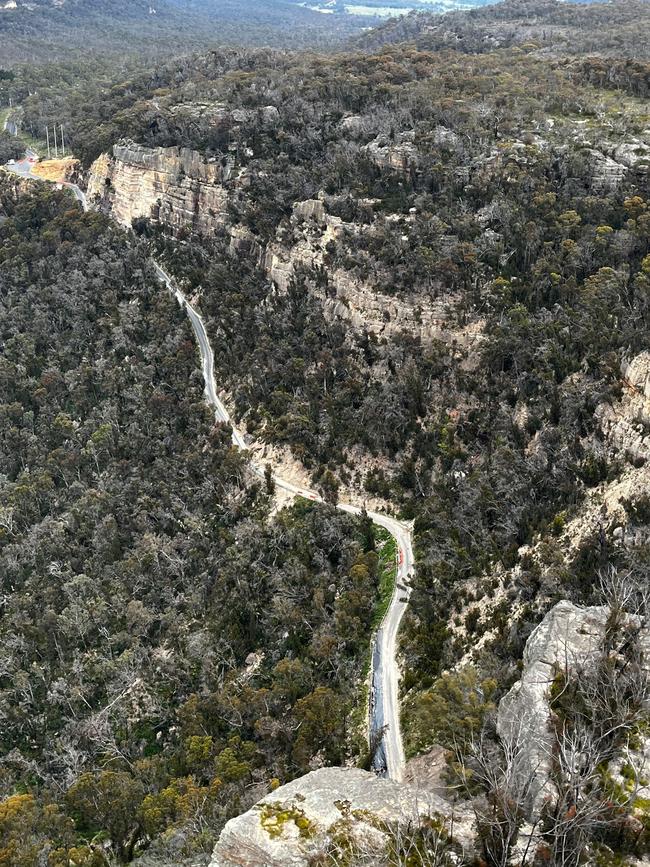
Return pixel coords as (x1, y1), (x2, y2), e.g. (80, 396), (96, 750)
(2, 0), (650, 863)
(0, 0), (365, 66)
(355, 0), (650, 56)
(0, 177), (389, 864)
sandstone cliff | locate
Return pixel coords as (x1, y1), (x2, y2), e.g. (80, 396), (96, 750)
(265, 197), (481, 347)
(496, 599), (650, 866)
(88, 142), (478, 348)
(87, 141), (233, 235)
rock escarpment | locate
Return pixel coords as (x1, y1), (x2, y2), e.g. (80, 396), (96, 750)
(88, 143), (475, 347)
(365, 131), (420, 174)
(589, 138), (650, 192)
(264, 198), (475, 347)
(598, 351), (650, 467)
(565, 350), (650, 552)
(87, 141), (233, 235)
(209, 767), (474, 867)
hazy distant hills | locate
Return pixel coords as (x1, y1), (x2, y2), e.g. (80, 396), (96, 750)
(353, 0), (650, 55)
(4, 0), (641, 72)
(3, 0), (549, 66)
(0, 0), (366, 65)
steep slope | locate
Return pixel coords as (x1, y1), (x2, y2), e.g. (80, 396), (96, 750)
(0, 175), (394, 863)
(3, 1), (650, 861)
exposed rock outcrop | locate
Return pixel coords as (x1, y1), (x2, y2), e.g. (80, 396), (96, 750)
(87, 141), (233, 235)
(209, 767), (474, 867)
(365, 131), (419, 173)
(590, 149), (628, 191)
(87, 141), (481, 348)
(603, 351), (650, 466)
(589, 139), (650, 191)
(497, 600), (650, 813)
(536, 352), (650, 558)
(265, 202), (481, 348)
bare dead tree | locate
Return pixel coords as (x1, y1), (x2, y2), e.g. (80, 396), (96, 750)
(539, 720), (641, 867)
(538, 605), (650, 867)
(461, 723), (542, 867)
(598, 564), (650, 635)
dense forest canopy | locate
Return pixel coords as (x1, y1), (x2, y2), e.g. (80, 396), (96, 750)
(0, 0), (371, 65)
(0, 177), (389, 864)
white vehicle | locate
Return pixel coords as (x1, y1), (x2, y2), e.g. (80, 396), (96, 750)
(8, 159), (15, 165)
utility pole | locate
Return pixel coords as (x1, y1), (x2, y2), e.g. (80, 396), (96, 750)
(60, 124), (65, 157)
(46, 125), (51, 159)
(53, 123), (58, 158)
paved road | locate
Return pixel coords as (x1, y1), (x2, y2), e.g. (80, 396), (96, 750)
(4, 160), (415, 782)
(153, 261), (414, 780)
(6, 152), (39, 178)
(5, 154), (86, 212)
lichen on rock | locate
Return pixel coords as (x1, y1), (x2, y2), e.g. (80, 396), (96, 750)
(209, 767), (474, 866)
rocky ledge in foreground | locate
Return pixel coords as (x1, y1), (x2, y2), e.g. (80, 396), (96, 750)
(209, 766), (474, 867)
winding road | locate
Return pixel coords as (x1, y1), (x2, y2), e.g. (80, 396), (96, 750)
(5, 158), (415, 782)
(153, 268), (415, 781)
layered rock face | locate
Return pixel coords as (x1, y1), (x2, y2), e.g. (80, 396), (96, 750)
(365, 131), (420, 173)
(264, 203), (451, 346)
(209, 767), (474, 867)
(88, 144), (472, 347)
(589, 139), (650, 191)
(266, 198), (482, 348)
(87, 141), (231, 235)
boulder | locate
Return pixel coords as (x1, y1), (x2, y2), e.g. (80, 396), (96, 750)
(209, 767), (475, 867)
(292, 199), (326, 225)
(497, 601), (650, 813)
(338, 115), (366, 139)
(365, 132), (419, 173)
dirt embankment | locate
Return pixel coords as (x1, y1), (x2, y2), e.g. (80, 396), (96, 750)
(31, 157), (79, 183)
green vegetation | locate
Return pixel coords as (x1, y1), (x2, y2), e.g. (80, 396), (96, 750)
(403, 668), (498, 759)
(258, 802), (316, 839)
(2, 0), (650, 862)
(0, 179), (385, 863)
(373, 529), (398, 629)
(350, 525), (398, 760)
